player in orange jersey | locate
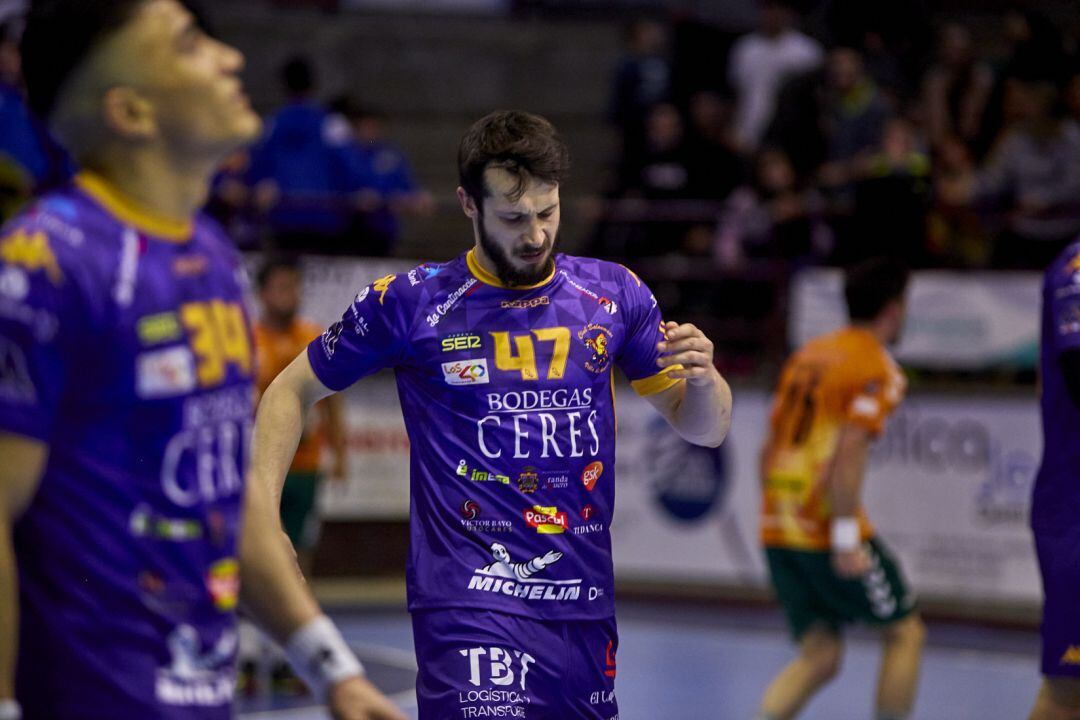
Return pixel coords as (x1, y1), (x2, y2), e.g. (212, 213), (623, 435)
(755, 258), (925, 720)
(254, 256), (347, 573)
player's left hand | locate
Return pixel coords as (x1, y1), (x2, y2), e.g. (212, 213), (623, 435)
(328, 675), (408, 720)
(657, 321), (719, 386)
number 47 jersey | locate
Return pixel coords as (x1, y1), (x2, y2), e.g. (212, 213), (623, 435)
(308, 250), (681, 620)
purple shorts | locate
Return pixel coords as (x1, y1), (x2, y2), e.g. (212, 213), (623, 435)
(1035, 529), (1080, 677)
(411, 608), (619, 719)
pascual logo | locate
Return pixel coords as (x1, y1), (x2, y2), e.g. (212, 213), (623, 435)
(581, 461), (603, 491)
(578, 324), (613, 373)
(467, 542), (581, 602)
(500, 296), (549, 310)
(443, 359), (489, 386)
(523, 505), (569, 534)
(457, 459), (511, 485)
(428, 278), (478, 327)
(441, 333), (482, 352)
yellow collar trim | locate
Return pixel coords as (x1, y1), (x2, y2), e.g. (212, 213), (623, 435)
(466, 248), (556, 290)
(75, 172), (193, 242)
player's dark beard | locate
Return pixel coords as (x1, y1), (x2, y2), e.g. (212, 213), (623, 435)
(477, 214), (557, 287)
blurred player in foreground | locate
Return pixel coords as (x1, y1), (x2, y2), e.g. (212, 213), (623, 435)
(250, 109), (732, 718)
(0, 1), (403, 718)
(756, 258), (925, 720)
(1028, 241), (1080, 720)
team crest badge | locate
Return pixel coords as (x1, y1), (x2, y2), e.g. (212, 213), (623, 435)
(579, 324), (613, 373)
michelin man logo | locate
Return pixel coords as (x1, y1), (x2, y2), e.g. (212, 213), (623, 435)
(468, 543), (582, 601)
(156, 625), (237, 706)
(480, 542), (562, 580)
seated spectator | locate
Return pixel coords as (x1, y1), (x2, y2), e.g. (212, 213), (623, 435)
(848, 118), (932, 264)
(609, 18), (671, 165)
(329, 97), (434, 257)
(715, 147), (831, 270)
(206, 150), (259, 249)
(0, 19), (68, 221)
(923, 24), (995, 151)
(926, 135), (989, 268)
(246, 55), (356, 253)
(942, 76), (1080, 269)
(728, 0), (823, 154)
(818, 46), (891, 202)
(684, 90), (746, 202)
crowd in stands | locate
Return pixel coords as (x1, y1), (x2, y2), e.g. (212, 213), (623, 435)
(0, 0), (1076, 274)
(594, 2), (1080, 273)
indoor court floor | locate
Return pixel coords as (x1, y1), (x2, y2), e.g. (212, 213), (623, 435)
(239, 600), (1040, 720)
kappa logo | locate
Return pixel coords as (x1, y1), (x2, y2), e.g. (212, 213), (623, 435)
(581, 461), (603, 491)
(0, 229), (62, 285)
(501, 296), (549, 310)
(1062, 646), (1080, 666)
(373, 274), (396, 305)
(443, 359), (490, 386)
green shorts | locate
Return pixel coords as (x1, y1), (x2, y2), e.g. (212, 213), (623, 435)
(280, 471), (321, 550)
(765, 536), (916, 641)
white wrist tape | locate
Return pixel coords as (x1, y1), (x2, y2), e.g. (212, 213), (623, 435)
(0, 699), (21, 720)
(284, 616), (364, 701)
(831, 516), (860, 552)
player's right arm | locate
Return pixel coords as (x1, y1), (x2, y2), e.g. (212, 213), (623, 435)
(251, 350), (336, 506)
(0, 435), (46, 710)
(827, 423), (873, 578)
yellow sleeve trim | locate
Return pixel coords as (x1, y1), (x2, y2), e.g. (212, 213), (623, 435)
(631, 366), (684, 396)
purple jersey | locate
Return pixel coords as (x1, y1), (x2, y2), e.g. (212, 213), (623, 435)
(0, 173), (253, 718)
(308, 249), (680, 621)
(1034, 239), (1080, 533)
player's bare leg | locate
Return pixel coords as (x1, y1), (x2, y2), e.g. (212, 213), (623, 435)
(874, 613), (926, 719)
(1030, 678), (1080, 720)
(757, 627), (843, 720)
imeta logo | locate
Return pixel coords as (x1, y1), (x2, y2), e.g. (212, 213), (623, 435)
(443, 359), (490, 386)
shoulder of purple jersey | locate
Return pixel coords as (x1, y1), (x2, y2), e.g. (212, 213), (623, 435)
(0, 188), (115, 286)
(557, 254), (645, 291)
(1049, 238), (1080, 288)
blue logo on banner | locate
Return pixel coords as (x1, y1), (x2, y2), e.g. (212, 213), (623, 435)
(644, 417), (729, 522)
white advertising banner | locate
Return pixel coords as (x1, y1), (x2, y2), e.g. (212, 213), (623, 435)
(790, 269), (1041, 369)
(610, 388), (1043, 607)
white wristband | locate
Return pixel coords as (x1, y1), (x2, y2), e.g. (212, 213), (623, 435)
(830, 516), (860, 552)
(0, 699), (21, 720)
(284, 616), (364, 701)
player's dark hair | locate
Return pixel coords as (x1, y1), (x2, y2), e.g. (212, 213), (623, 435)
(256, 255), (300, 290)
(844, 257), (910, 322)
(280, 55), (314, 96)
(458, 110), (570, 210)
(20, 0), (149, 120)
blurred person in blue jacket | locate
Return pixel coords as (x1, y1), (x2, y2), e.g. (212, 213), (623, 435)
(247, 55), (355, 254)
(328, 96), (434, 256)
(0, 16), (69, 220)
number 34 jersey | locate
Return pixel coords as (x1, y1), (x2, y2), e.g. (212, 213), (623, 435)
(308, 249), (680, 620)
(760, 327), (906, 551)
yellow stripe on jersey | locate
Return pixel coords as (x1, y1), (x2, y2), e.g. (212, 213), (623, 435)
(75, 172), (193, 242)
(631, 367), (683, 396)
(466, 248), (556, 290)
